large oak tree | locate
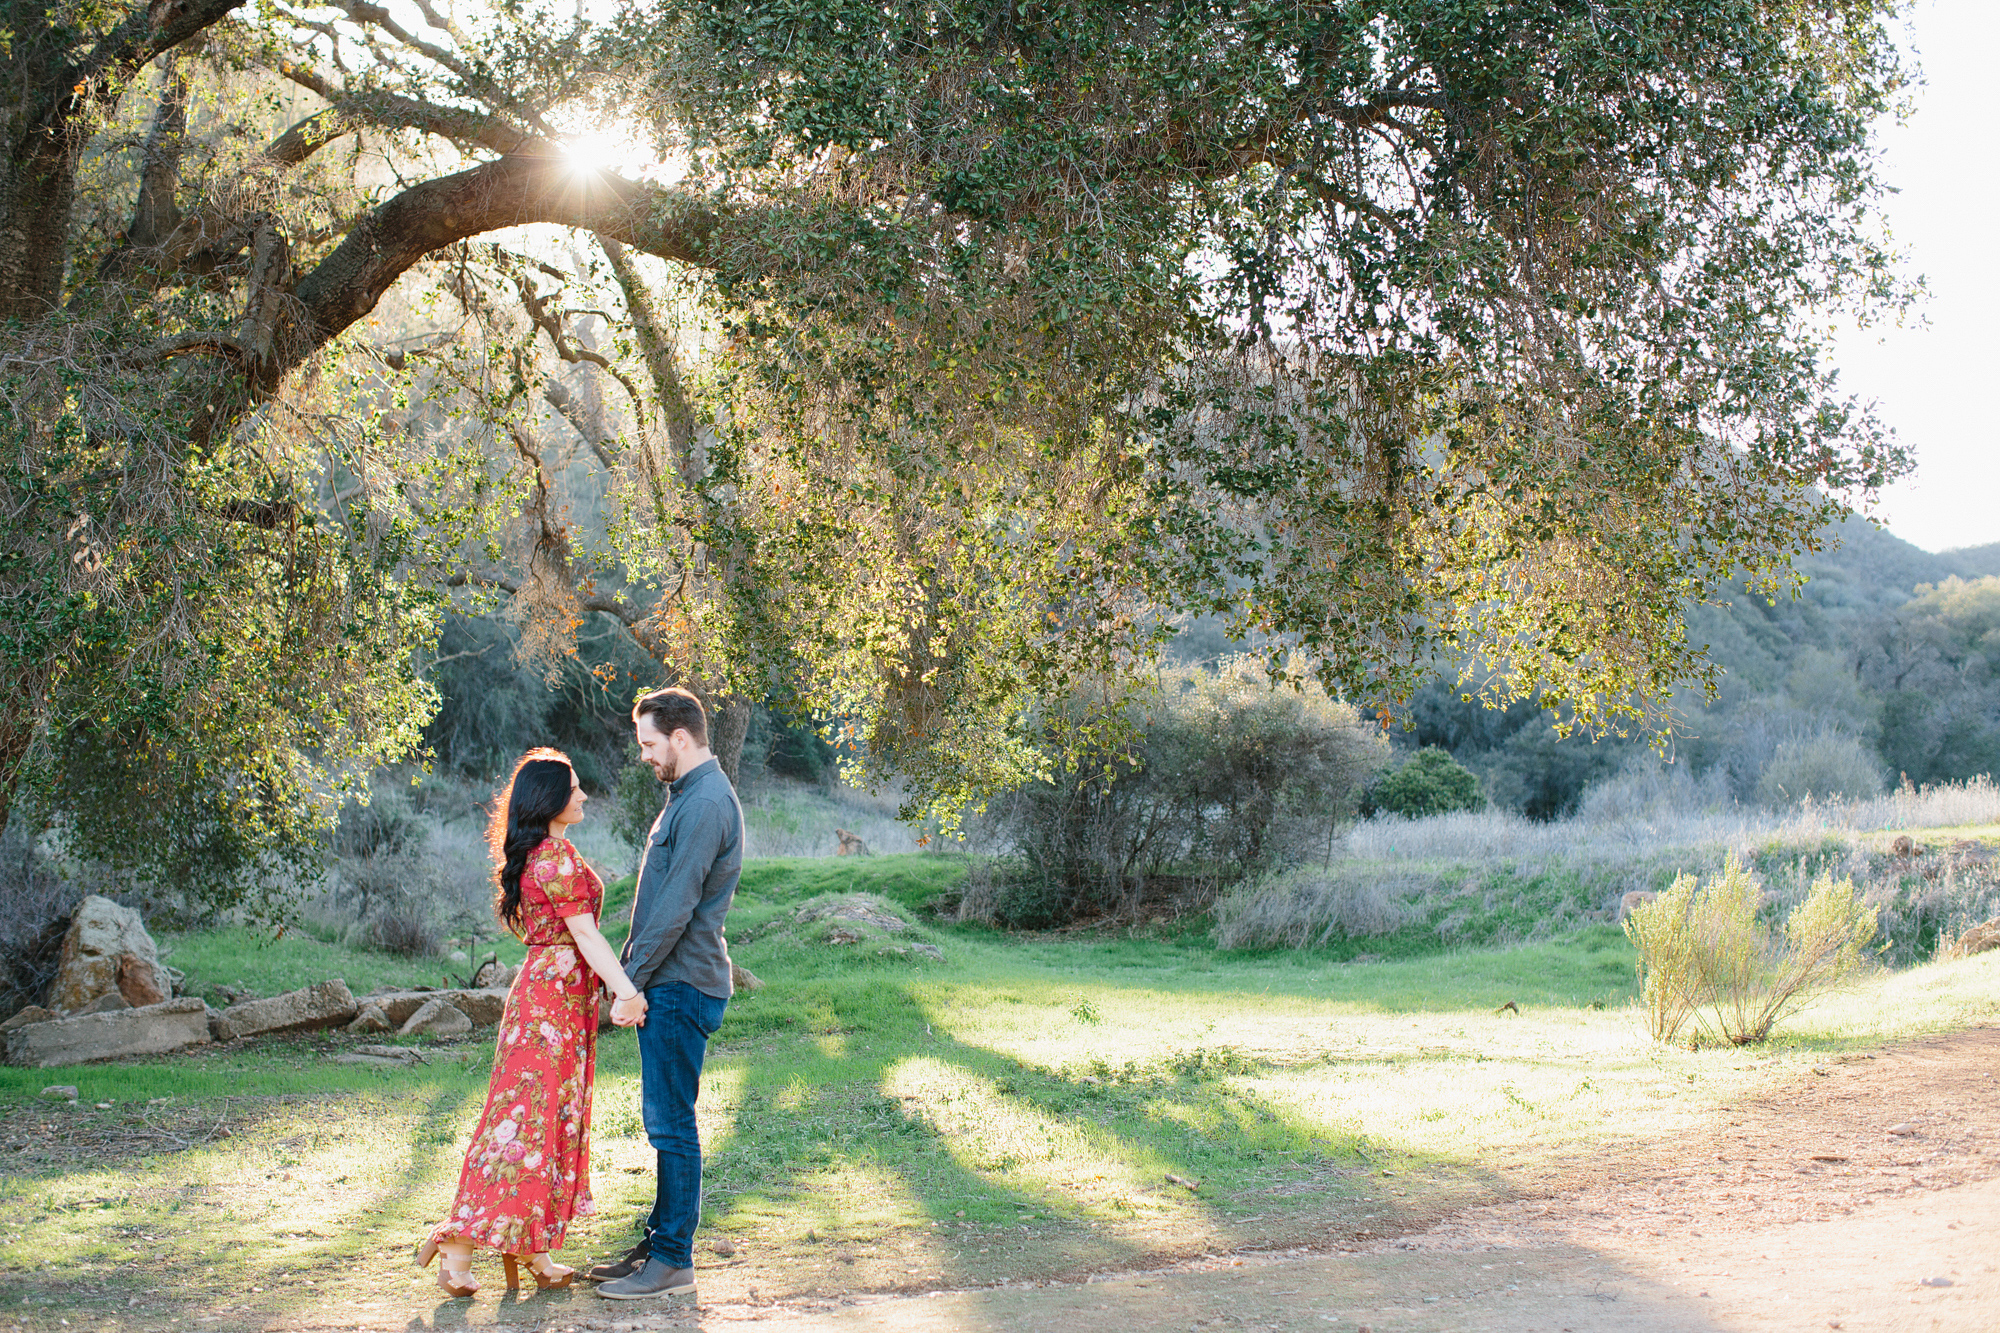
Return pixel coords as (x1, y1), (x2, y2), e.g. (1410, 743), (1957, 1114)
(0, 0), (1916, 897)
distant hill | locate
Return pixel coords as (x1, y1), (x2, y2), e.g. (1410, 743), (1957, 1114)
(1170, 508), (1997, 816)
(1940, 541), (2000, 577)
(1794, 514), (1978, 614)
(1405, 511), (2000, 815)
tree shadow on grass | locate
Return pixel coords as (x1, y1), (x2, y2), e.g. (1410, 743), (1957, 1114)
(680, 965), (1511, 1299)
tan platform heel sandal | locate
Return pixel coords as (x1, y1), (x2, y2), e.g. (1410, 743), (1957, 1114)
(503, 1252), (577, 1290)
(415, 1237), (479, 1297)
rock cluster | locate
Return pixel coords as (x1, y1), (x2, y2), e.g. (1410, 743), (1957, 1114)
(46, 896), (175, 1013)
(4, 999), (212, 1068)
(4, 895), (704, 1066)
(345, 986), (510, 1035)
(1947, 918), (2000, 958)
(779, 893), (946, 962)
(4, 893), (523, 1064)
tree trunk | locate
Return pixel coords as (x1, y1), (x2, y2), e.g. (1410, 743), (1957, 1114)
(0, 0), (248, 319)
(709, 697), (752, 790)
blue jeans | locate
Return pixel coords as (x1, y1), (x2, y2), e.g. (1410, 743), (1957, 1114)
(636, 981), (727, 1266)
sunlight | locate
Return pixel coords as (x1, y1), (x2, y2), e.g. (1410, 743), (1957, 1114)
(881, 1056), (1175, 1213)
(560, 125), (686, 185)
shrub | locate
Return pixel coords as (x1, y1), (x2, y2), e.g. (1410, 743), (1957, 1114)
(316, 776), (473, 954)
(983, 659), (1387, 926)
(368, 906), (441, 958)
(609, 763), (666, 849)
(1754, 733), (1884, 808)
(1369, 747), (1486, 819)
(1212, 867), (1417, 948)
(0, 834), (78, 1018)
(1625, 854), (1878, 1046)
(332, 789), (422, 861)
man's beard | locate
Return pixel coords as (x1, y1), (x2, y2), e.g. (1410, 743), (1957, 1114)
(647, 756), (673, 781)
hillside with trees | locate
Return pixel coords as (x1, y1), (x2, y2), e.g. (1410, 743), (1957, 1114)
(1390, 517), (2000, 817)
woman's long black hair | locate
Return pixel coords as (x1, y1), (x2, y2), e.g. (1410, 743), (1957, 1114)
(490, 748), (575, 934)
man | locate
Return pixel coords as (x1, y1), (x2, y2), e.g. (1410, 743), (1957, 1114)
(592, 687), (744, 1300)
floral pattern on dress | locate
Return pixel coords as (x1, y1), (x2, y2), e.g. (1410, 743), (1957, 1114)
(427, 836), (604, 1253)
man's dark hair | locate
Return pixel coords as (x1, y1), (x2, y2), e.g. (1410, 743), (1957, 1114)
(633, 687), (707, 745)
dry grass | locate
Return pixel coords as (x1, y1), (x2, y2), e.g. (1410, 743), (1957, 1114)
(1343, 774), (2000, 866)
(738, 777), (924, 858)
(1216, 777), (2000, 959)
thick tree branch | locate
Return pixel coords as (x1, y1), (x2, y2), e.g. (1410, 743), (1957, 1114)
(269, 63), (535, 163)
(284, 153), (718, 374)
(543, 375), (620, 470)
(446, 567), (670, 657)
(127, 54), (190, 247)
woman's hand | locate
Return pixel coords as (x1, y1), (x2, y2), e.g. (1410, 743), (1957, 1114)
(562, 910), (648, 1027)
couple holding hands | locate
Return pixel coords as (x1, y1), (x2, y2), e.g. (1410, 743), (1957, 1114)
(412, 687), (741, 1301)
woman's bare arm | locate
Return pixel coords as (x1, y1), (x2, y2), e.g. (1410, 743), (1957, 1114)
(562, 912), (647, 1026)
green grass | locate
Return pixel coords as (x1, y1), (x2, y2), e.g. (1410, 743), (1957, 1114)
(5, 850), (1999, 1330)
(162, 928), (532, 1008)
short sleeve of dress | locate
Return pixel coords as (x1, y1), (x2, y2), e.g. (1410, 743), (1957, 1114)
(528, 839), (595, 920)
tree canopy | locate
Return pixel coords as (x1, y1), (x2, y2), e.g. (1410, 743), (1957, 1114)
(0, 0), (1918, 895)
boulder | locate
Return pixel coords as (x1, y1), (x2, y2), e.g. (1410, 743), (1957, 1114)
(1616, 890), (1658, 923)
(335, 1043), (427, 1067)
(446, 988), (508, 1027)
(210, 980), (358, 1042)
(118, 954), (170, 1006)
(399, 997), (472, 1038)
(1949, 918), (2000, 959)
(1, 1006), (56, 1033)
(68, 992), (131, 1017)
(367, 987), (509, 1027)
(39, 1084), (77, 1100)
(730, 962), (765, 993)
(4, 998), (211, 1068)
(345, 1002), (394, 1034)
(46, 895), (174, 1014)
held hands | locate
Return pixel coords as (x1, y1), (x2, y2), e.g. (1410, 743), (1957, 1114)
(610, 991), (648, 1027)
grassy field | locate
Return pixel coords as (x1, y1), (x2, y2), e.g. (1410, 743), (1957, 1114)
(1217, 798), (2000, 964)
(5, 851), (2000, 1331)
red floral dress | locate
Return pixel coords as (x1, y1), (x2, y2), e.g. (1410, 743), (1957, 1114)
(428, 836), (604, 1253)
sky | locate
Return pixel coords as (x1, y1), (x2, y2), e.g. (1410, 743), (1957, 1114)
(1832, 1), (2000, 554)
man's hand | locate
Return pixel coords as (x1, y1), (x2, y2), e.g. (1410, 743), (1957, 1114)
(610, 992), (648, 1027)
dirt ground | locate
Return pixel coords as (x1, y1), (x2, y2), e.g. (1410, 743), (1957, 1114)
(233, 1024), (2000, 1333)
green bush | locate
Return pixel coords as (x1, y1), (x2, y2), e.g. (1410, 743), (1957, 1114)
(1369, 747), (1486, 818)
(609, 763), (666, 849)
(1754, 733), (1884, 808)
(1625, 854), (1878, 1046)
(980, 659), (1386, 927)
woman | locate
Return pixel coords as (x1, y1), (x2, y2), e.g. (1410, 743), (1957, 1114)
(414, 748), (649, 1296)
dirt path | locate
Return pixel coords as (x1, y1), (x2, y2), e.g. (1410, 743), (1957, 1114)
(264, 1027), (2000, 1333)
(660, 1025), (2000, 1333)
